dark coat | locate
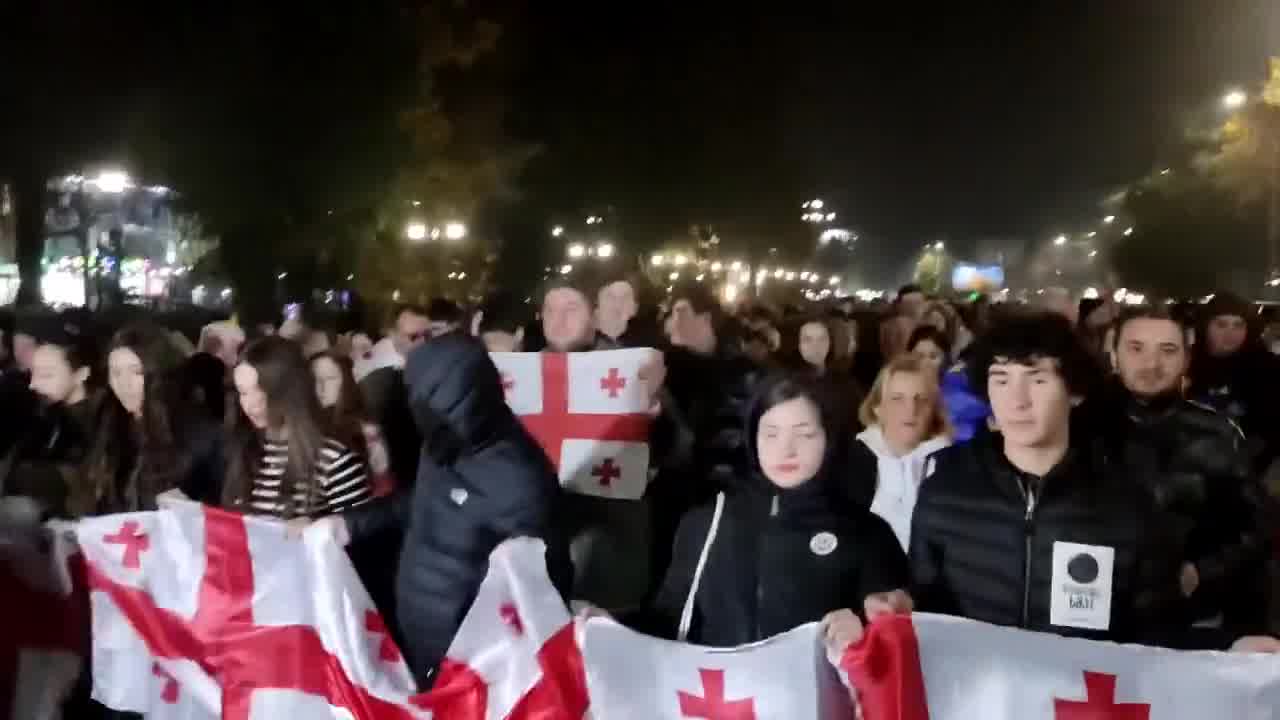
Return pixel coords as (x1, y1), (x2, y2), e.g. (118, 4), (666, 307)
(346, 333), (571, 686)
(637, 374), (910, 647)
(910, 434), (1236, 649)
(0, 393), (100, 518)
(1099, 385), (1273, 634)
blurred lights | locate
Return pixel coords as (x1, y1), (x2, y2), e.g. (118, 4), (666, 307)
(560, 264), (573, 275)
(669, 272), (679, 281)
(1223, 89), (1248, 110)
(1054, 235), (1068, 246)
(406, 222), (428, 241)
(785, 271), (796, 281)
(596, 242), (615, 258)
(568, 243), (586, 258)
(1083, 287), (1100, 299)
(723, 283), (739, 303)
(1088, 250), (1098, 258)
(1086, 231), (1097, 238)
(730, 260), (742, 270)
(1123, 227), (1134, 236)
(829, 276), (841, 286)
(674, 254), (689, 266)
(651, 254), (665, 266)
(89, 170), (133, 194)
(773, 268), (784, 278)
(551, 225), (565, 237)
(711, 261), (723, 272)
(825, 212), (836, 221)
(933, 241), (945, 251)
(444, 222), (467, 240)
(1102, 215), (1116, 224)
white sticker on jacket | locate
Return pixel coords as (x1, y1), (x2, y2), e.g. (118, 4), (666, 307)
(1049, 541), (1115, 631)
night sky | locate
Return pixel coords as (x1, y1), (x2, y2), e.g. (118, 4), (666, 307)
(506, 1), (1277, 278)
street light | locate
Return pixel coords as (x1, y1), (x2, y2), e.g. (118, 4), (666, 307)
(560, 264), (573, 275)
(1223, 89), (1248, 110)
(669, 271), (679, 281)
(933, 241), (945, 251)
(773, 268), (784, 278)
(551, 225), (565, 237)
(825, 212), (836, 221)
(596, 242), (615, 258)
(674, 254), (688, 266)
(406, 222), (428, 241)
(1088, 250), (1098, 258)
(444, 222), (467, 241)
(1054, 235), (1068, 246)
(1103, 215), (1116, 224)
(567, 243), (586, 259)
(651, 254), (665, 266)
(90, 170), (133, 194)
(730, 260), (742, 270)
(808, 199), (824, 210)
(829, 275), (841, 286)
(1123, 227), (1135, 237)
(711, 261), (723, 272)
(1086, 231), (1097, 238)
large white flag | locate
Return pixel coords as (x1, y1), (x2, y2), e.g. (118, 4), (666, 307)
(490, 350), (657, 500)
(583, 619), (855, 719)
(76, 502), (429, 720)
(842, 613), (1280, 720)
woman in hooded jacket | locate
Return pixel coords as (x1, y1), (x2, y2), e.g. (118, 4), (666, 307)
(634, 371), (911, 653)
(330, 333), (572, 687)
(848, 355), (952, 552)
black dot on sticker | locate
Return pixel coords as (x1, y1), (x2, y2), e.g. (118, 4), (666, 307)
(1067, 553), (1099, 584)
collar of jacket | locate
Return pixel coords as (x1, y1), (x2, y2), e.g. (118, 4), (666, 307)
(1123, 389), (1183, 425)
(979, 432), (1098, 507)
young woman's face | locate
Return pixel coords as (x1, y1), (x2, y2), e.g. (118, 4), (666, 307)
(108, 347), (146, 417)
(233, 363), (270, 430)
(799, 322), (831, 370)
(756, 396), (827, 489)
(29, 345), (87, 405)
(312, 356), (344, 409)
(912, 339), (946, 376)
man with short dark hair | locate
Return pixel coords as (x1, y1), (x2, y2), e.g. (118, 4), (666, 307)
(427, 297), (465, 338)
(475, 295), (526, 353)
(1102, 306), (1272, 636)
(895, 284), (926, 321)
(539, 276), (614, 352)
(911, 311), (1276, 651)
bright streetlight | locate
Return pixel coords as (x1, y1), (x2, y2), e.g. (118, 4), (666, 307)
(773, 268), (784, 278)
(669, 271), (679, 281)
(406, 222), (428, 241)
(1123, 227), (1135, 237)
(807, 199), (824, 210)
(567, 243), (586, 259)
(825, 212), (836, 221)
(933, 241), (945, 251)
(1103, 215), (1116, 224)
(829, 275), (841, 286)
(444, 222), (467, 240)
(1088, 250), (1098, 258)
(711, 261), (723, 271)
(1086, 231), (1097, 238)
(651, 254), (665, 266)
(551, 225), (565, 237)
(596, 242), (615, 258)
(1223, 89), (1248, 110)
(730, 260), (742, 270)
(674, 254), (688, 266)
(559, 264), (573, 275)
(1054, 235), (1068, 246)
(800, 271), (810, 280)
(90, 170), (133, 194)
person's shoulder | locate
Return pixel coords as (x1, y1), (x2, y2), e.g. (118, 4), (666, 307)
(1177, 398), (1245, 442)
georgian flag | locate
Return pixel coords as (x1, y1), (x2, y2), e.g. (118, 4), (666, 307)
(491, 350), (657, 500)
(0, 518), (85, 720)
(842, 613), (1280, 720)
(583, 619), (855, 719)
(76, 502), (429, 720)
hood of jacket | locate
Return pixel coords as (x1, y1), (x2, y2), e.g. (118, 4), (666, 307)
(403, 333), (520, 463)
(856, 425), (950, 464)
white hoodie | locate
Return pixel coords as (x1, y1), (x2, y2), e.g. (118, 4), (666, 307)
(856, 425), (951, 552)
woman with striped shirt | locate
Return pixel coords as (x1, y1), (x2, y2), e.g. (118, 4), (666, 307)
(221, 336), (371, 519)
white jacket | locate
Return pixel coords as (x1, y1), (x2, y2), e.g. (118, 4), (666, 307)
(856, 426), (950, 552)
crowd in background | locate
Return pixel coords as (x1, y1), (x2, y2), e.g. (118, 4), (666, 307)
(3, 266), (1280, 714)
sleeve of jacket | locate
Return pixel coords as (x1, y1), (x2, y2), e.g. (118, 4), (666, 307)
(907, 463), (952, 615)
(343, 491), (410, 541)
(625, 503), (712, 640)
(856, 512), (913, 601)
(1191, 428), (1272, 602)
(1130, 494), (1237, 650)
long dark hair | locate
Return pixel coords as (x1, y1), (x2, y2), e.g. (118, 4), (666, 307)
(309, 349), (370, 460)
(82, 324), (186, 515)
(221, 336), (327, 517)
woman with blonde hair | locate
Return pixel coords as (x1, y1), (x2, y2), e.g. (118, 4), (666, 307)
(848, 355), (952, 551)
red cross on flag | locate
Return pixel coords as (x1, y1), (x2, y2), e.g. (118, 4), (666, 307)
(491, 349), (658, 500)
(0, 519), (86, 720)
(581, 618), (854, 719)
(841, 613), (1280, 720)
(76, 501), (430, 719)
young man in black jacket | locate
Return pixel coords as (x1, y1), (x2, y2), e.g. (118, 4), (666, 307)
(1103, 305), (1272, 637)
(910, 311), (1278, 652)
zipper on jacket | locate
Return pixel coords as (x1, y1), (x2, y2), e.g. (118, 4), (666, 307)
(1020, 476), (1039, 628)
(756, 494), (779, 640)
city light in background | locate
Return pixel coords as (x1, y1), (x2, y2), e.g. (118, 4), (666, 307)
(1222, 88), (1248, 110)
(551, 225), (565, 237)
(405, 222), (428, 241)
(1054, 235), (1068, 246)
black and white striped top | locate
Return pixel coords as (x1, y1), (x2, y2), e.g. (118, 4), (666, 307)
(248, 437), (371, 518)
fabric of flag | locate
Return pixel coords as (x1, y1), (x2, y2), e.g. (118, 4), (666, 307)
(76, 501), (429, 720)
(490, 349), (656, 500)
(842, 613), (1280, 720)
(0, 520), (86, 720)
(424, 537), (589, 720)
(583, 618), (854, 719)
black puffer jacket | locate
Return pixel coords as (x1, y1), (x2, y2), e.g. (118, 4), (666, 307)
(1099, 387), (1272, 634)
(637, 374), (909, 647)
(910, 434), (1233, 649)
(346, 334), (571, 686)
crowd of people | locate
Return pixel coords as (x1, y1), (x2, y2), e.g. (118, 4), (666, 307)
(3, 268), (1280, 715)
